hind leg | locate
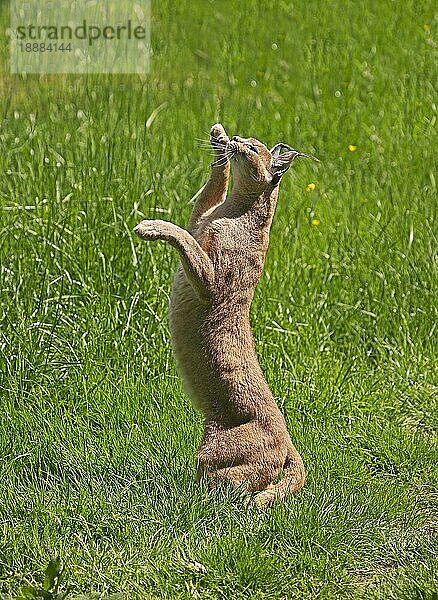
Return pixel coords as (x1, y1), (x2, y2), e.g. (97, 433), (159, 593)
(195, 420), (258, 472)
(195, 419), (288, 497)
(196, 463), (248, 489)
(253, 448), (305, 507)
(197, 462), (269, 495)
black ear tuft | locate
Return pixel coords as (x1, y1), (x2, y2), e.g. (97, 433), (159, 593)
(269, 143), (319, 186)
(270, 143), (296, 158)
(269, 147), (300, 186)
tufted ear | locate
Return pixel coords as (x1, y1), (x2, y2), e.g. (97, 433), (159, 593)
(270, 143), (294, 158)
(270, 144), (300, 186)
(269, 143), (319, 186)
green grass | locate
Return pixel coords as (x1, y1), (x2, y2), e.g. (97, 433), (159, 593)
(0, 0), (437, 598)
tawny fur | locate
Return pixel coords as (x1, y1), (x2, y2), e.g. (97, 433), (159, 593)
(134, 124), (306, 506)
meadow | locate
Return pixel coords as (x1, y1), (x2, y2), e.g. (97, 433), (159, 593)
(0, 0), (437, 598)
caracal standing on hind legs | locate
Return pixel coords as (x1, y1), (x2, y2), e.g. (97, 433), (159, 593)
(135, 123), (318, 506)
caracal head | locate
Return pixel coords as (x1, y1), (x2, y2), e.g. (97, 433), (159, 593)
(227, 135), (318, 193)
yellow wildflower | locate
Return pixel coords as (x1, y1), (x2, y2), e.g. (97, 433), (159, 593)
(311, 218), (320, 226)
(348, 144), (357, 152)
(306, 183), (316, 192)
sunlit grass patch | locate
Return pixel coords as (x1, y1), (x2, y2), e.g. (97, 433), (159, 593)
(0, 0), (437, 598)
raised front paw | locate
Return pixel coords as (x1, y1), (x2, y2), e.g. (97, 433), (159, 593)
(133, 219), (177, 241)
(210, 123), (229, 151)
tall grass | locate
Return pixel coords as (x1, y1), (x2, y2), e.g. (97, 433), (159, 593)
(0, 0), (437, 598)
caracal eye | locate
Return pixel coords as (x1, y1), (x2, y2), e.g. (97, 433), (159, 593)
(246, 143), (259, 154)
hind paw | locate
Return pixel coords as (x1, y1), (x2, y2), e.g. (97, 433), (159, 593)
(253, 486), (275, 508)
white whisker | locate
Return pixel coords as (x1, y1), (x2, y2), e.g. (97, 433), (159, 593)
(211, 156), (230, 168)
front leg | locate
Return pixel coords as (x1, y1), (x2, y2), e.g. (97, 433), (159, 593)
(188, 123), (230, 231)
(134, 219), (214, 300)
